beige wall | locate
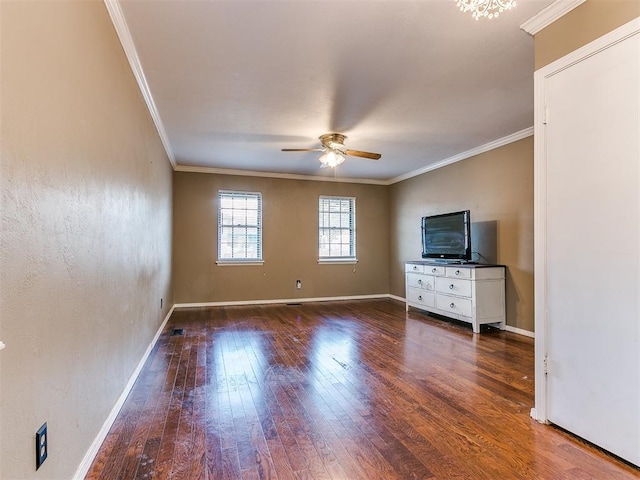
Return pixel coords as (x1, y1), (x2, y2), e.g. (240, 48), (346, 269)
(0, 2), (173, 479)
(535, 0), (640, 69)
(173, 172), (389, 303)
(389, 137), (534, 331)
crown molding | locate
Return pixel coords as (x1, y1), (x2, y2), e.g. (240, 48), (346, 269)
(388, 127), (534, 185)
(103, 0), (176, 168)
(174, 165), (390, 185)
(520, 0), (586, 36)
(176, 127), (534, 186)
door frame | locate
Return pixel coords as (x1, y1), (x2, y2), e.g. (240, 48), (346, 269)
(532, 16), (640, 424)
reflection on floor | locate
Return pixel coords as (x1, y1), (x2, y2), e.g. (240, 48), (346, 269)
(86, 299), (639, 479)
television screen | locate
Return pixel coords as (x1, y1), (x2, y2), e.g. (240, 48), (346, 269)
(421, 210), (471, 261)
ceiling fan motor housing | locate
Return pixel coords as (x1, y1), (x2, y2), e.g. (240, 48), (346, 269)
(319, 133), (347, 151)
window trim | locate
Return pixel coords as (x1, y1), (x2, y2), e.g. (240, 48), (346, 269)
(318, 195), (357, 263)
(217, 190), (263, 264)
(317, 258), (358, 265)
(215, 260), (265, 266)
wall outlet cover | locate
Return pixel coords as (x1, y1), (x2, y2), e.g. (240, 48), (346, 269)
(36, 423), (47, 470)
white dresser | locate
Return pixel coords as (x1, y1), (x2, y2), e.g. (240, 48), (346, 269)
(405, 262), (505, 333)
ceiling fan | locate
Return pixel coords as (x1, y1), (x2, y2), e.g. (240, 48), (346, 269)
(282, 133), (382, 168)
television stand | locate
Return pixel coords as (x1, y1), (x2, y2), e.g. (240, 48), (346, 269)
(405, 261), (506, 333)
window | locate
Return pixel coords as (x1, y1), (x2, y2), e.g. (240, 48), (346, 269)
(318, 196), (356, 262)
(217, 191), (262, 263)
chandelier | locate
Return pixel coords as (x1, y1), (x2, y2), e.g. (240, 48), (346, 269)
(456, 0), (516, 20)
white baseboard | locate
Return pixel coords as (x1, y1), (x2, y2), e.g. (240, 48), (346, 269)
(72, 305), (175, 480)
(174, 293), (390, 309)
(505, 325), (535, 338)
(388, 294), (406, 303)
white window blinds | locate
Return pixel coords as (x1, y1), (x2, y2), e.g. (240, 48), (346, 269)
(318, 196), (356, 260)
(217, 191), (262, 262)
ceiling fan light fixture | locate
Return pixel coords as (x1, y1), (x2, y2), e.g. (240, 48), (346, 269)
(319, 150), (345, 168)
(282, 132), (380, 166)
(456, 0), (516, 20)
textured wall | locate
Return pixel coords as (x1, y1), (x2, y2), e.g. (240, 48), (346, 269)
(173, 172), (389, 303)
(389, 137), (534, 332)
(0, 2), (173, 479)
(535, 0), (640, 69)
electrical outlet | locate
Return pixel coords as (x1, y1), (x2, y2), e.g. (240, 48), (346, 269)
(35, 423), (47, 470)
(296, 280), (302, 290)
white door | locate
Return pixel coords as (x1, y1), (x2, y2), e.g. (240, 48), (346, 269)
(541, 25), (640, 465)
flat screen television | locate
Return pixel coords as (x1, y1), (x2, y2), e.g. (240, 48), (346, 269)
(421, 210), (471, 261)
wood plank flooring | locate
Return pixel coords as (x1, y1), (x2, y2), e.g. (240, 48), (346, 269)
(86, 299), (640, 479)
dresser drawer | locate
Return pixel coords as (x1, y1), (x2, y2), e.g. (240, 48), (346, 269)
(407, 287), (435, 308)
(446, 266), (472, 279)
(435, 277), (472, 297)
(436, 295), (472, 317)
(406, 273), (435, 290)
(405, 263), (424, 274)
(425, 265), (446, 276)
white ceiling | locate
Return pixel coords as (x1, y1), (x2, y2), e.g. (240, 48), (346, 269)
(115, 0), (554, 183)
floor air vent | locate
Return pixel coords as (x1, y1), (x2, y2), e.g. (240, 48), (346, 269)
(170, 329), (185, 336)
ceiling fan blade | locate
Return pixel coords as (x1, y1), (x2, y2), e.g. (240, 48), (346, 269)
(345, 149), (381, 160)
(281, 148), (324, 152)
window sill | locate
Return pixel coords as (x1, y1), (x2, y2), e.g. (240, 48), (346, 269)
(318, 258), (358, 265)
(216, 260), (264, 266)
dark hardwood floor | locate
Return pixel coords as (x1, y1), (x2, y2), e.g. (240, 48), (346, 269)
(86, 299), (639, 479)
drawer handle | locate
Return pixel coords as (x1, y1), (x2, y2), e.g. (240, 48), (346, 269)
(449, 284), (455, 290)
(418, 295), (423, 301)
(432, 268), (437, 273)
(413, 266), (418, 270)
(455, 270), (460, 276)
(450, 302), (455, 308)
(418, 279), (423, 285)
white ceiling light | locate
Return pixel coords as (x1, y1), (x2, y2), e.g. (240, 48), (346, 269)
(319, 150), (346, 168)
(456, 0), (516, 20)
